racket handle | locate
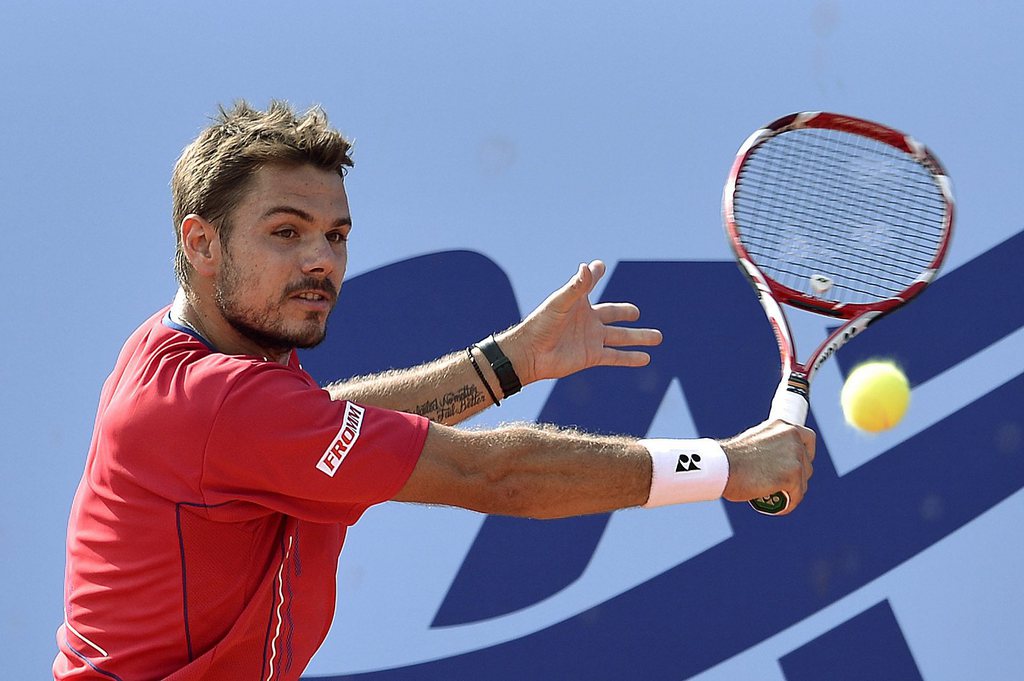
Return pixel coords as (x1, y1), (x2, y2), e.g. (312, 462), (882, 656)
(749, 384), (809, 515)
(769, 383), (809, 426)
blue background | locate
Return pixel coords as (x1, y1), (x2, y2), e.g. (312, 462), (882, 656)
(2, 2), (1021, 678)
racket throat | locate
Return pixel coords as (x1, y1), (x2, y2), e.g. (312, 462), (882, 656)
(783, 373), (810, 398)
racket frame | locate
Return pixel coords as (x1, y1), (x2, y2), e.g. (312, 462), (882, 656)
(722, 111), (955, 515)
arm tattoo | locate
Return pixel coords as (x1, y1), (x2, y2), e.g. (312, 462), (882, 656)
(412, 384), (487, 422)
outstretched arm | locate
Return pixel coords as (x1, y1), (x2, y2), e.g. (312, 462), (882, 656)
(393, 418), (816, 518)
(325, 260), (661, 424)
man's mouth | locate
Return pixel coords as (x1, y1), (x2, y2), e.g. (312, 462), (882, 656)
(288, 288), (336, 311)
(285, 278), (338, 306)
(295, 291), (330, 302)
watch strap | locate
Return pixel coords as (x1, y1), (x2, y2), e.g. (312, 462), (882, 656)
(475, 334), (522, 398)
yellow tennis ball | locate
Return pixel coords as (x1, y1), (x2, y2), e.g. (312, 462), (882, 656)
(840, 361), (910, 433)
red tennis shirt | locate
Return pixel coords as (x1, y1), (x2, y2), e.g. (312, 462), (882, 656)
(54, 308), (429, 680)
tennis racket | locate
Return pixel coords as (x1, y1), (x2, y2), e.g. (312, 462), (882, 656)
(722, 111), (954, 515)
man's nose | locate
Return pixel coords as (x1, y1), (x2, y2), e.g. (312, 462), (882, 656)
(302, 235), (339, 276)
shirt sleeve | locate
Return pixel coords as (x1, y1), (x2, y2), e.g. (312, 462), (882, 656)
(200, 362), (429, 524)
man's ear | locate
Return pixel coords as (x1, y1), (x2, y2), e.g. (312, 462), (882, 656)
(180, 214), (221, 278)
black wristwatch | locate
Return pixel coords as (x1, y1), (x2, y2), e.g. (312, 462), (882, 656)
(475, 334), (522, 398)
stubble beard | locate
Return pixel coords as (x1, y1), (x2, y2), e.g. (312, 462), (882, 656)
(214, 258), (334, 355)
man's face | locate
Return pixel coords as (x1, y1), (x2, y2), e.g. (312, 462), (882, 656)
(214, 164), (351, 355)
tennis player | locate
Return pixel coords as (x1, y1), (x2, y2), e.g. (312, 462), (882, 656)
(54, 100), (814, 680)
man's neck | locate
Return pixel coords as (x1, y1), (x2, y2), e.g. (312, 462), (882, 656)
(170, 288), (292, 365)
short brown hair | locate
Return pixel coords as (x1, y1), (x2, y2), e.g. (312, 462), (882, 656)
(171, 100), (354, 288)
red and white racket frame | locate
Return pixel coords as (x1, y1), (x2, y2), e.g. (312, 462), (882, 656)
(722, 112), (955, 514)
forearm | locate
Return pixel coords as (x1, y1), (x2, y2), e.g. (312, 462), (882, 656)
(483, 425), (653, 518)
(324, 345), (509, 425)
(394, 423), (653, 518)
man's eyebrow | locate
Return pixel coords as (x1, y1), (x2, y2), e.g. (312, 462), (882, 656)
(261, 205), (352, 228)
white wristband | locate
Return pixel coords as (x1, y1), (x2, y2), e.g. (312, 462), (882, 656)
(641, 438), (729, 508)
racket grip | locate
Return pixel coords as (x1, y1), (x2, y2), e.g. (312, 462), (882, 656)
(768, 383), (809, 426)
(749, 383), (809, 515)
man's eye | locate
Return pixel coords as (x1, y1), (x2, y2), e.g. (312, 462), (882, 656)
(274, 228), (297, 238)
(326, 231), (348, 244)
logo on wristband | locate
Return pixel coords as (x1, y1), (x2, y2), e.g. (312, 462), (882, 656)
(675, 453), (702, 473)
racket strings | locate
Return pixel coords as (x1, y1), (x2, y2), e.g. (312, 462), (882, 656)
(733, 127), (948, 304)
(745, 133), (944, 270)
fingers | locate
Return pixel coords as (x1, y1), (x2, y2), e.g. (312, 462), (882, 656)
(594, 305), (662, 349)
(574, 260), (606, 295)
(547, 261), (602, 314)
(573, 261), (606, 295)
(594, 303), (662, 366)
(779, 425), (814, 514)
(780, 480), (808, 516)
(796, 424), (816, 462)
(598, 348), (653, 367)
(592, 323), (662, 368)
(593, 302), (640, 323)
(603, 325), (663, 348)
(586, 260), (606, 294)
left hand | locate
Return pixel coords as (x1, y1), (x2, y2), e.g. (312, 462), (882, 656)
(499, 260), (663, 385)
